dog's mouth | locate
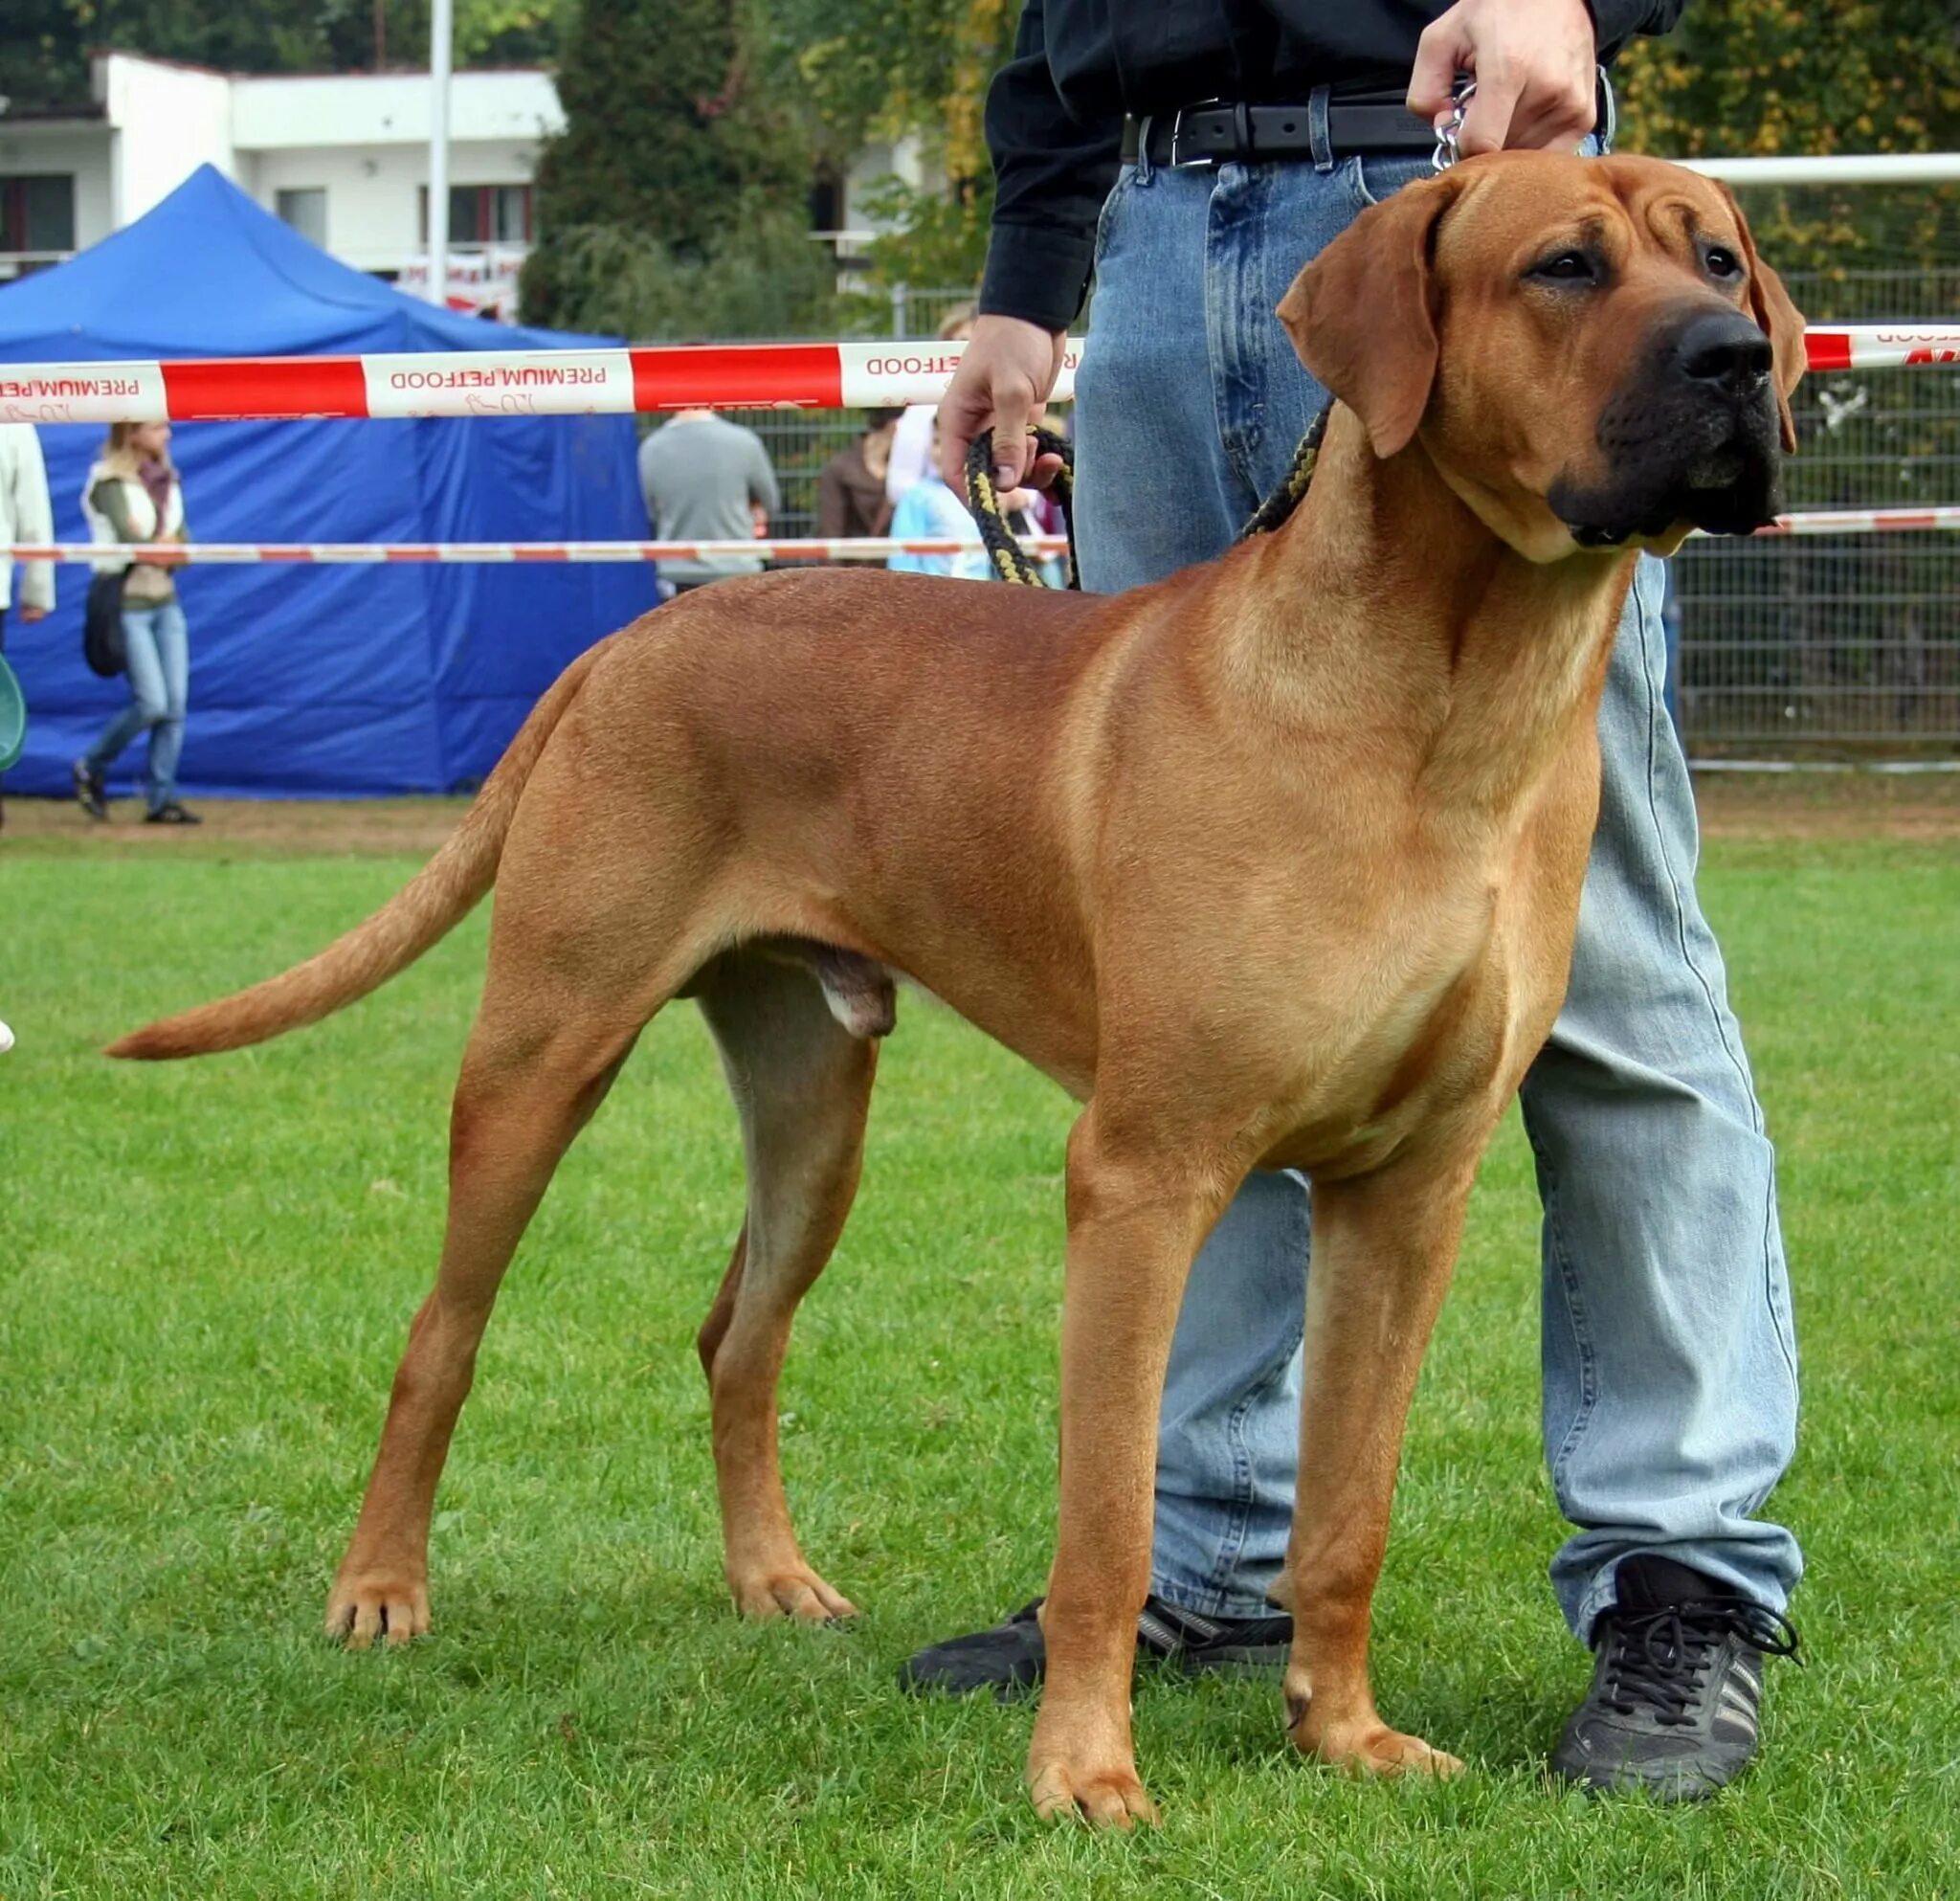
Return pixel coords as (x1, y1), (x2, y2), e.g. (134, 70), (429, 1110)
(1553, 368), (1786, 550)
(1553, 429), (1782, 549)
(1684, 444), (1748, 492)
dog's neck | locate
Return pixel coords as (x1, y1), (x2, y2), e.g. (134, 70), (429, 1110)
(1247, 405), (1637, 816)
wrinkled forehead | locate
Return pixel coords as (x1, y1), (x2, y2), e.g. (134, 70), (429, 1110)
(1432, 152), (1747, 275)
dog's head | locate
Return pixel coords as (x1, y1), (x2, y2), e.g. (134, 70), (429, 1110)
(1277, 150), (1805, 560)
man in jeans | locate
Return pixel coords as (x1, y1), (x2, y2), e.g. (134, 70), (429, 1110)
(907, 0), (1802, 1798)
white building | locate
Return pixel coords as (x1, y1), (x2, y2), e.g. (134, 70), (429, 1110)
(0, 51), (919, 315)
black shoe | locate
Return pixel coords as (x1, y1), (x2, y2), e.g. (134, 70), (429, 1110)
(144, 802), (202, 825)
(898, 1594), (1294, 1701)
(1551, 1554), (1800, 1800)
(73, 759), (108, 820)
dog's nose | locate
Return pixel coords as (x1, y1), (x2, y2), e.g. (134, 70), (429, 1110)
(1675, 311), (1773, 396)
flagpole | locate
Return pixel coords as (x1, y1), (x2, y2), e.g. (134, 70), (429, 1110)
(428, 0), (454, 306)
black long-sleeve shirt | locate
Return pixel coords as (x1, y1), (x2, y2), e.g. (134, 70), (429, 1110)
(979, 0), (1687, 331)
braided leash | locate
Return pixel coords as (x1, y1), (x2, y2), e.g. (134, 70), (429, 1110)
(963, 426), (1080, 589)
(1235, 405), (1331, 542)
(960, 404), (1334, 590)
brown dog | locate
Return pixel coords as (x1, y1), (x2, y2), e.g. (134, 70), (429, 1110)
(112, 152), (1803, 1825)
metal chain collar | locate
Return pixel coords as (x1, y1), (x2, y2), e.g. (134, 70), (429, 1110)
(1431, 78), (1477, 172)
(1432, 66), (1615, 171)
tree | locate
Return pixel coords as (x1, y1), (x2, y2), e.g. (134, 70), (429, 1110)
(0, 0), (89, 109)
(767, 0), (1011, 174)
(0, 0), (572, 108)
(1616, 1), (1960, 277)
(521, 0), (833, 337)
(759, 0), (1016, 296)
(1618, 0), (1960, 160)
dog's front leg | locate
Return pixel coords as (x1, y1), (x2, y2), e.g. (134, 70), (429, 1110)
(1275, 1144), (1481, 1777)
(1027, 1109), (1236, 1828)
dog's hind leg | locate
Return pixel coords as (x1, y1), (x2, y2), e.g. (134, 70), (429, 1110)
(694, 950), (880, 1621)
(323, 853), (683, 1648)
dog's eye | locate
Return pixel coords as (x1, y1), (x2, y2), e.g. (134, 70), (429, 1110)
(1530, 250), (1597, 284)
(1704, 245), (1743, 280)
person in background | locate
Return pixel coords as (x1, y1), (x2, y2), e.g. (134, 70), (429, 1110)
(0, 422), (56, 834)
(817, 409), (902, 541)
(888, 416), (1043, 582)
(75, 421), (197, 825)
(887, 423), (988, 580)
(638, 408), (782, 596)
(885, 306), (976, 510)
(1016, 400), (1072, 586)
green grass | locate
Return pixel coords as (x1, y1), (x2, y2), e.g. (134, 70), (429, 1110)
(2, 825), (1957, 1897)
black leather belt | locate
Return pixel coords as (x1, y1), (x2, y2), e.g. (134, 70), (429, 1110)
(1122, 93), (1433, 168)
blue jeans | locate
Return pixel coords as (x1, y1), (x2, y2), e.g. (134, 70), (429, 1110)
(85, 599), (189, 813)
(1074, 150), (1800, 1641)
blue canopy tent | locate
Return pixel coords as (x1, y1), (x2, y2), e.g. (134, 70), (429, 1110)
(0, 166), (655, 798)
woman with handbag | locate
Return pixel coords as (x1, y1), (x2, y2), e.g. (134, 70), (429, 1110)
(73, 420), (198, 824)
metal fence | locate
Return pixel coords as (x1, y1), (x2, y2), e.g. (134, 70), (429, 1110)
(1675, 240), (1960, 755)
(715, 232), (1960, 760)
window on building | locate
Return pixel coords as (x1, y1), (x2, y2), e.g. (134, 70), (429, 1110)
(0, 175), (77, 256)
(809, 168), (842, 233)
(275, 188), (328, 249)
(418, 185), (533, 245)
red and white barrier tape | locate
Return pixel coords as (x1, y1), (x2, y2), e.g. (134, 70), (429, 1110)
(0, 326), (1947, 426)
(7, 509), (1956, 567)
(0, 538), (1075, 566)
(1747, 505), (1960, 538)
(0, 343), (1079, 426)
(1802, 327), (1960, 373)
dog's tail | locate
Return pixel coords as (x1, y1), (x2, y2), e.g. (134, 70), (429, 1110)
(106, 640), (610, 1062)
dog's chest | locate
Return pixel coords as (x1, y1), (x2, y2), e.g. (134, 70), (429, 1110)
(1251, 874), (1548, 1177)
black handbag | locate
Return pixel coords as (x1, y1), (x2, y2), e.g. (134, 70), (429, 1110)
(83, 567), (130, 678)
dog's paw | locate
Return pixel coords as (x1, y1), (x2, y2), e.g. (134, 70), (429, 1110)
(1287, 1700), (1465, 1778)
(727, 1560), (858, 1623)
(1027, 1754), (1160, 1828)
(325, 1572), (432, 1650)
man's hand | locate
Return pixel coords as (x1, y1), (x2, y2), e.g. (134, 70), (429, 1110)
(751, 502), (769, 539)
(1409, 0), (1597, 157)
(937, 316), (1070, 491)
(18, 604), (47, 623)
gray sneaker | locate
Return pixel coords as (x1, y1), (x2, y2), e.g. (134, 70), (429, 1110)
(1552, 1554), (1800, 1800)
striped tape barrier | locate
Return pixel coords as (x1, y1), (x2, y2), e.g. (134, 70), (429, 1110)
(7, 508), (1956, 569)
(0, 538), (1076, 566)
(1748, 505), (1960, 538)
(0, 343), (1075, 426)
(0, 326), (1948, 426)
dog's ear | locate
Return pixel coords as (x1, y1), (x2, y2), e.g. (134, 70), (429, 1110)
(1277, 169), (1466, 459)
(1709, 182), (1806, 454)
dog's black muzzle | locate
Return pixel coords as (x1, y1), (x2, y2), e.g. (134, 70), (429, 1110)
(1550, 308), (1785, 547)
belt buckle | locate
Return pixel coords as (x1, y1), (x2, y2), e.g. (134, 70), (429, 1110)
(1169, 98), (1223, 168)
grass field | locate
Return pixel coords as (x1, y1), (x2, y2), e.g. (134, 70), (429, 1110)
(2, 788), (1957, 1898)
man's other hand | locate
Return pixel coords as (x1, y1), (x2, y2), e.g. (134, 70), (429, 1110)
(937, 316), (1070, 491)
(18, 605), (48, 623)
(1409, 0), (1597, 156)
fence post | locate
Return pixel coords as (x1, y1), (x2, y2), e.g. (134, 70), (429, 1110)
(890, 283), (910, 338)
